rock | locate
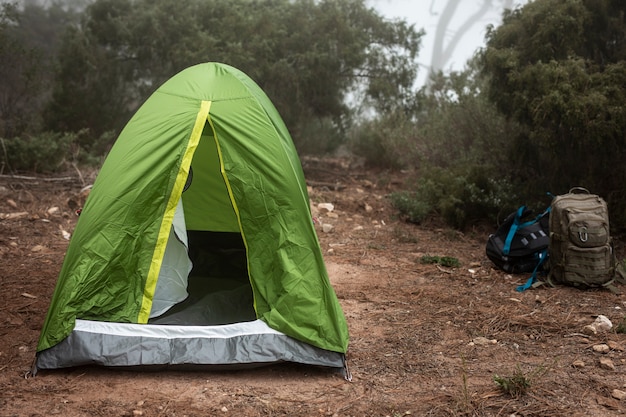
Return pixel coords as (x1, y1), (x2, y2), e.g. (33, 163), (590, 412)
(572, 360), (585, 368)
(582, 325), (597, 335)
(593, 344), (610, 353)
(599, 358), (615, 370)
(472, 336), (496, 346)
(322, 223), (334, 233)
(0, 211), (29, 220)
(612, 389), (626, 401)
(583, 315), (613, 335)
(317, 203), (334, 213)
(594, 315), (613, 332)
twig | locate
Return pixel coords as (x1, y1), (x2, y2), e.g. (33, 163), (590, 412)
(436, 265), (453, 274)
(563, 333), (590, 339)
(0, 137), (12, 175)
(71, 162), (85, 186)
(0, 174), (77, 182)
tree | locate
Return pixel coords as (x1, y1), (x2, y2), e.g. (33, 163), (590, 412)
(0, 2), (44, 138)
(44, 0), (423, 151)
(428, 0), (516, 80)
(480, 0), (626, 229)
(0, 1), (80, 139)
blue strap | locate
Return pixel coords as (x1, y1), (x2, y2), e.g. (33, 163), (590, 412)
(503, 206), (551, 255)
(516, 248), (548, 292)
(503, 206), (525, 255)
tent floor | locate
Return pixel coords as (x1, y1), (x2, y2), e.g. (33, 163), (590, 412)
(149, 278), (256, 326)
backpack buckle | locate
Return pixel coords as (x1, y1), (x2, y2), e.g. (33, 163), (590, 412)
(579, 227), (588, 242)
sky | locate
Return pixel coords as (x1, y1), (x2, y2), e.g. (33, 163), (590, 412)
(370, 0), (528, 85)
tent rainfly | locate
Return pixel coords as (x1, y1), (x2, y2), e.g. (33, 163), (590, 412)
(34, 62), (350, 376)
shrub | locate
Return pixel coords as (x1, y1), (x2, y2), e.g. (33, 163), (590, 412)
(390, 191), (432, 224)
(1, 132), (74, 173)
(348, 111), (421, 169)
(392, 166), (519, 229)
(0, 130), (113, 174)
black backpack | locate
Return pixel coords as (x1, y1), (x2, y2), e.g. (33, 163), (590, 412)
(486, 206), (550, 276)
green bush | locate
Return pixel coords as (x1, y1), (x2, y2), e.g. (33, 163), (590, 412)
(1, 130), (113, 174)
(348, 111), (421, 169)
(391, 166), (520, 229)
(390, 191), (432, 224)
(1, 132), (74, 173)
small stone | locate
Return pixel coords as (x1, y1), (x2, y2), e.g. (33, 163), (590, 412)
(612, 389), (626, 401)
(572, 360), (585, 368)
(594, 315), (613, 332)
(472, 336), (496, 346)
(132, 410), (143, 416)
(221, 406), (228, 412)
(317, 203), (334, 213)
(593, 344), (610, 353)
(322, 223), (334, 233)
(582, 325), (597, 335)
(1, 211), (29, 220)
(599, 358), (615, 370)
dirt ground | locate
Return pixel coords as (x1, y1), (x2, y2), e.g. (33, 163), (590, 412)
(1, 157), (626, 417)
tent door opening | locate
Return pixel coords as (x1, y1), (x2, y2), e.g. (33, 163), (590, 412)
(149, 230), (255, 326)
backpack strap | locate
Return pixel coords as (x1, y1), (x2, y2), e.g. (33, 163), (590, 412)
(503, 206), (525, 255)
(516, 247), (549, 292)
(604, 260), (626, 294)
(503, 206), (550, 255)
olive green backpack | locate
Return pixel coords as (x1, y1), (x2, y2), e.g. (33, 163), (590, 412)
(547, 187), (617, 288)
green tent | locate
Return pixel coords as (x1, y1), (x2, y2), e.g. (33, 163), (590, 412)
(35, 63), (349, 373)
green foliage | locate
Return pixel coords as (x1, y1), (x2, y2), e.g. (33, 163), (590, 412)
(493, 369), (532, 397)
(0, 130), (111, 174)
(419, 255), (460, 268)
(416, 167), (519, 229)
(382, 64), (522, 229)
(481, 0), (626, 231)
(0, 3), (45, 138)
(349, 110), (421, 169)
(0, 2), (80, 139)
(1, 132), (75, 173)
(390, 191), (432, 224)
(493, 363), (548, 398)
(44, 0), (423, 151)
